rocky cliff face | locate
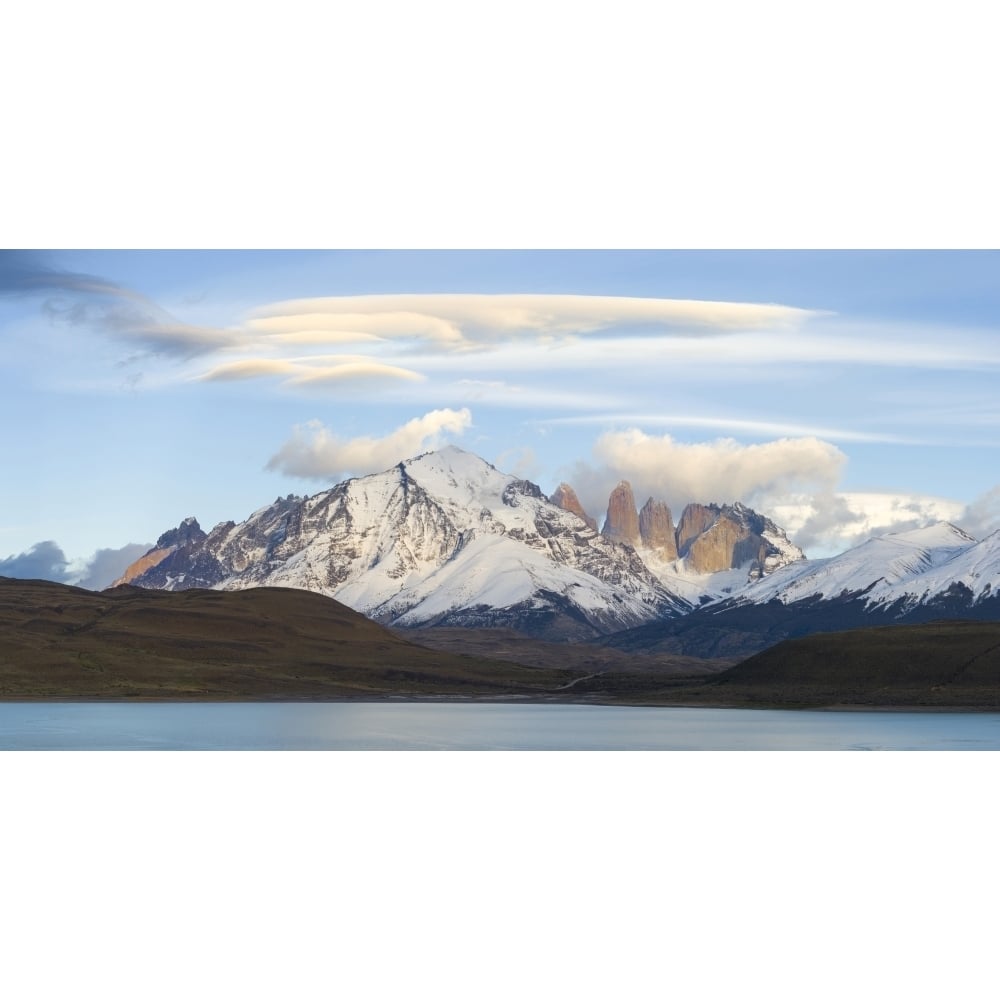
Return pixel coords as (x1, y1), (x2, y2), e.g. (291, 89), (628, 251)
(676, 504), (719, 557)
(675, 502), (803, 575)
(684, 514), (753, 574)
(602, 481), (640, 547)
(550, 483), (598, 531)
(638, 498), (678, 560)
(113, 517), (207, 586)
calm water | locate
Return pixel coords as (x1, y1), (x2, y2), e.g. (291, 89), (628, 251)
(1, 701), (999, 749)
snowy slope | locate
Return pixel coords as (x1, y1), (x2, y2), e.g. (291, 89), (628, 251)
(127, 446), (690, 637)
(730, 522), (987, 609)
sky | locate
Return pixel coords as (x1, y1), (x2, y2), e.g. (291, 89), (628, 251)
(3, 248), (1000, 587)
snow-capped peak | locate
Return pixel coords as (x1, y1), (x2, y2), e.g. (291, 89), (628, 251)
(732, 519), (989, 609)
(120, 446), (690, 639)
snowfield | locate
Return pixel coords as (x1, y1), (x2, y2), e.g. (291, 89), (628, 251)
(730, 521), (999, 610)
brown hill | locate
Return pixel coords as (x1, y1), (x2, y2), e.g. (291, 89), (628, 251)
(556, 620), (1000, 708)
(0, 577), (581, 700)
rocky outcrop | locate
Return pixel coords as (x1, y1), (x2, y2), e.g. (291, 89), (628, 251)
(676, 503), (719, 557)
(684, 513), (752, 574)
(550, 483), (598, 531)
(602, 481), (640, 547)
(638, 498), (678, 560)
(675, 502), (803, 575)
(114, 517), (207, 586)
(154, 516), (206, 550)
(114, 547), (174, 586)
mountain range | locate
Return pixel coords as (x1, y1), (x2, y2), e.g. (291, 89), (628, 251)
(116, 446), (802, 639)
(117, 446), (1000, 653)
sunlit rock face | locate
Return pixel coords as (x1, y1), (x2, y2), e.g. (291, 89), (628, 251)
(602, 481), (640, 547)
(113, 517), (207, 586)
(550, 482), (598, 531)
(676, 502), (803, 576)
(638, 498), (678, 561)
(676, 503), (719, 558)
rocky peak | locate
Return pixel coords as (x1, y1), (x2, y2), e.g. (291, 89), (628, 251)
(676, 504), (721, 557)
(114, 517), (208, 587)
(638, 498), (678, 560)
(550, 483), (598, 531)
(684, 513), (752, 574)
(602, 481), (640, 547)
(675, 502), (803, 575)
(155, 517), (206, 550)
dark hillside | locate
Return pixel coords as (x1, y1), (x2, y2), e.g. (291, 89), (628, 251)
(0, 577), (579, 700)
(707, 620), (1000, 708)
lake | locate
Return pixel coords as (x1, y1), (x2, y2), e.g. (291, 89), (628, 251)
(2, 701), (1000, 749)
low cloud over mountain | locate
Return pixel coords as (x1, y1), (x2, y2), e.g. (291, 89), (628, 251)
(0, 539), (151, 590)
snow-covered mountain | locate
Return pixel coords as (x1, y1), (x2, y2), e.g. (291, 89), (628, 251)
(602, 521), (1000, 660)
(730, 521), (995, 611)
(120, 447), (694, 639)
(122, 446), (1000, 653)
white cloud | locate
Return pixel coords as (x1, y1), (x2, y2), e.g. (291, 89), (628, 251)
(566, 429), (846, 520)
(0, 539), (153, 589)
(249, 293), (818, 353)
(957, 485), (1000, 539)
(539, 413), (916, 444)
(196, 356), (425, 386)
(770, 491), (968, 556)
(266, 407), (473, 480)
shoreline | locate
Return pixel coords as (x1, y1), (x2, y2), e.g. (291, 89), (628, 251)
(3, 693), (1000, 713)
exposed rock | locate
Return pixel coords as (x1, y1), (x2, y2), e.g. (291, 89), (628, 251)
(685, 513), (752, 574)
(675, 502), (803, 575)
(676, 503), (720, 557)
(602, 481), (640, 547)
(638, 498), (678, 560)
(114, 517), (207, 586)
(550, 483), (598, 531)
(113, 547), (174, 586)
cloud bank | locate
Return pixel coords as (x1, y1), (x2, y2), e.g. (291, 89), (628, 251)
(0, 540), (72, 582)
(565, 429), (847, 519)
(957, 486), (1000, 540)
(0, 540), (151, 589)
(266, 407), (473, 480)
(248, 293), (818, 353)
(769, 492), (968, 556)
(196, 356), (425, 386)
(2, 250), (239, 358)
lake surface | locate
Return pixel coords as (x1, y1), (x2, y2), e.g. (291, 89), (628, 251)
(2, 702), (1000, 749)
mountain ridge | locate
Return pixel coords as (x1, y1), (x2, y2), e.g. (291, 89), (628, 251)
(117, 446), (802, 638)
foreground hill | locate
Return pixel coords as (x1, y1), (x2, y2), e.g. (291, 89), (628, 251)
(710, 619), (1000, 708)
(588, 620), (1000, 709)
(0, 577), (583, 700)
(7, 577), (1000, 709)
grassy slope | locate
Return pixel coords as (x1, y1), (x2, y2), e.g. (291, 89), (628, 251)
(0, 578), (579, 700)
(706, 619), (1000, 708)
(396, 625), (735, 676)
(6, 578), (1000, 708)
(577, 619), (1000, 709)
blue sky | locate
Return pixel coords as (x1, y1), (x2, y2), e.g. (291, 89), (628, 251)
(3, 248), (1000, 586)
